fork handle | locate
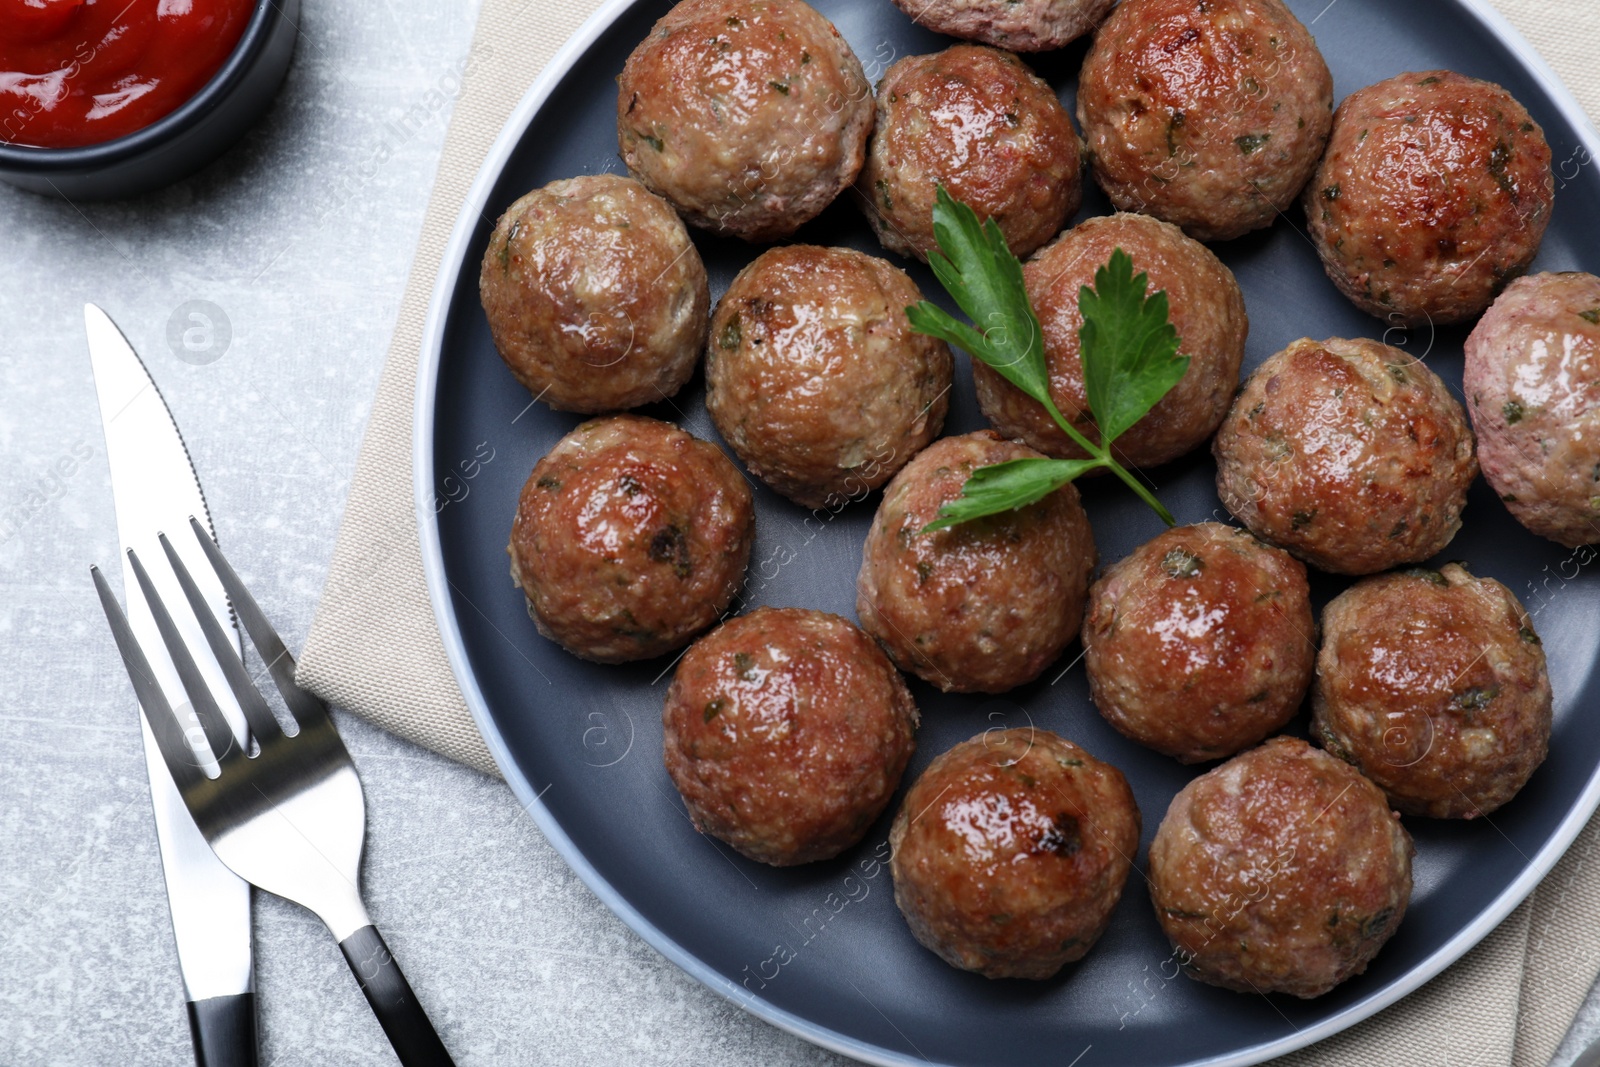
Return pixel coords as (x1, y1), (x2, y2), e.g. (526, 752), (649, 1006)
(339, 925), (455, 1067)
(186, 992), (258, 1067)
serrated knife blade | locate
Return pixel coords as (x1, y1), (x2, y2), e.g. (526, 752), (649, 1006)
(86, 304), (258, 1065)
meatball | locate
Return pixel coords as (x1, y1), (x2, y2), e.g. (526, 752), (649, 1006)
(1313, 564), (1552, 820)
(1083, 523), (1315, 763)
(1213, 336), (1478, 575)
(616, 0), (873, 241)
(1076, 0), (1333, 242)
(1464, 272), (1600, 547)
(479, 174), (709, 413)
(889, 0), (1113, 52)
(509, 415), (753, 662)
(706, 245), (953, 507)
(856, 432), (1097, 693)
(974, 213), (1246, 468)
(858, 45), (1082, 262)
(890, 729), (1139, 979)
(1304, 71), (1553, 326)
(1149, 737), (1413, 999)
(662, 607), (919, 866)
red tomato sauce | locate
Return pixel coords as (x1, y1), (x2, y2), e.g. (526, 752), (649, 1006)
(0, 0), (255, 149)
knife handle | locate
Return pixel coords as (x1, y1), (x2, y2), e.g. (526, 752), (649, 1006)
(186, 992), (258, 1067)
(339, 925), (455, 1067)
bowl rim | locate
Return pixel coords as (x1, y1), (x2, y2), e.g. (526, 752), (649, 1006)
(0, 0), (290, 169)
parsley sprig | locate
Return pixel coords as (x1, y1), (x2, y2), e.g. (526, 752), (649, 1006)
(906, 188), (1188, 531)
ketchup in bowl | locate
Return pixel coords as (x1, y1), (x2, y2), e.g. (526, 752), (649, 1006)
(0, 0), (255, 149)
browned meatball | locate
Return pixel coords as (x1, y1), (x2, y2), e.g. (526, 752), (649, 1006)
(1464, 272), (1600, 547)
(1305, 71), (1553, 326)
(890, 729), (1139, 979)
(1313, 564), (1552, 820)
(1213, 336), (1478, 575)
(616, 0), (873, 241)
(889, 0), (1113, 52)
(974, 213), (1246, 468)
(857, 45), (1082, 262)
(1149, 737), (1413, 999)
(1076, 0), (1333, 242)
(856, 432), (1096, 693)
(509, 415), (753, 662)
(1083, 523), (1315, 763)
(706, 245), (953, 507)
(479, 174), (709, 413)
(662, 607), (919, 865)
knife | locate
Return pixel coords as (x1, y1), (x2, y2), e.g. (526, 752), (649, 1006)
(86, 304), (258, 1067)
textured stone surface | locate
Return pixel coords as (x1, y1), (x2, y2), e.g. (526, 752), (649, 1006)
(0, 2), (842, 1064)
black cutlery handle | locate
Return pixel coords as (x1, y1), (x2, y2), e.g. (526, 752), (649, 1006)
(339, 925), (455, 1067)
(186, 992), (258, 1067)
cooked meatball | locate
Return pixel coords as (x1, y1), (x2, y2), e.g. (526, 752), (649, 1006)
(973, 213), (1246, 468)
(1465, 272), (1600, 547)
(1076, 0), (1333, 242)
(858, 45), (1082, 262)
(662, 607), (919, 866)
(856, 432), (1096, 693)
(1313, 564), (1552, 820)
(1213, 336), (1478, 575)
(509, 415), (753, 662)
(479, 174), (709, 413)
(1083, 523), (1315, 764)
(616, 0), (873, 241)
(889, 0), (1113, 52)
(706, 245), (953, 507)
(890, 729), (1139, 979)
(1149, 737), (1413, 998)
(1304, 71), (1553, 326)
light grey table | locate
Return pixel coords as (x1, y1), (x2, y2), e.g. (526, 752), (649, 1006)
(0, 3), (1596, 1065)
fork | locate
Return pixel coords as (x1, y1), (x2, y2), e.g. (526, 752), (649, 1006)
(92, 518), (455, 1067)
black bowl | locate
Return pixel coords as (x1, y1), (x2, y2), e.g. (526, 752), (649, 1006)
(0, 0), (300, 200)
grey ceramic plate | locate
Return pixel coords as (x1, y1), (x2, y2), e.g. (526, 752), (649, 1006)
(415, 2), (1600, 1064)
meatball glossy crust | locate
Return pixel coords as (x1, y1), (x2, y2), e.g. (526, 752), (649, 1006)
(1465, 272), (1600, 547)
(662, 608), (919, 866)
(859, 45), (1082, 262)
(857, 432), (1097, 693)
(479, 174), (709, 413)
(1312, 564), (1552, 820)
(890, 729), (1139, 979)
(1213, 336), (1478, 575)
(1083, 523), (1315, 763)
(706, 245), (953, 507)
(509, 415), (753, 662)
(890, 0), (1114, 52)
(616, 0), (873, 241)
(974, 213), (1246, 468)
(1076, 0), (1333, 241)
(1149, 737), (1413, 998)
(1304, 71), (1553, 326)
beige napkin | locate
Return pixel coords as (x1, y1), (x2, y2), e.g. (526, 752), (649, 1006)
(295, 0), (1600, 1062)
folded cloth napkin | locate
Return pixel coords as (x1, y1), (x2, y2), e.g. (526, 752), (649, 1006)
(295, 0), (1600, 1062)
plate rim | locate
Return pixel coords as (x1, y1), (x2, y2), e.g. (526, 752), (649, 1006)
(412, 3), (1600, 1063)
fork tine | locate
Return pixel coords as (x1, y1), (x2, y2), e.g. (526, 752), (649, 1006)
(91, 565), (208, 794)
(127, 547), (242, 765)
(159, 532), (284, 745)
(188, 517), (329, 728)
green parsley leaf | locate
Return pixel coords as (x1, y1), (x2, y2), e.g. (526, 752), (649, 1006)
(906, 188), (1183, 531)
(905, 187), (1052, 409)
(923, 457), (1100, 531)
(1078, 249), (1190, 446)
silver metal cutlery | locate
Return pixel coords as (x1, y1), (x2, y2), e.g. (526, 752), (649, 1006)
(87, 305), (454, 1067)
(86, 302), (257, 1066)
